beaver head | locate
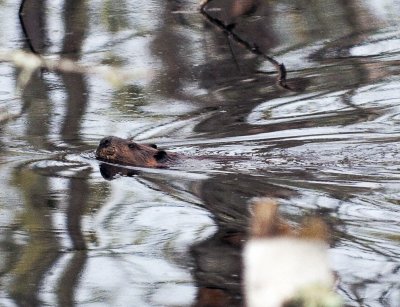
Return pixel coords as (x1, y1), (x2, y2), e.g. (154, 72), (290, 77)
(95, 136), (172, 167)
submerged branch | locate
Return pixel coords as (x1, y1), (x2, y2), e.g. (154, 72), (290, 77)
(0, 49), (151, 93)
(200, 0), (293, 90)
(0, 106), (23, 124)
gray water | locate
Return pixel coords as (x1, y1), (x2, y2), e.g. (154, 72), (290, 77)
(1, 0), (400, 306)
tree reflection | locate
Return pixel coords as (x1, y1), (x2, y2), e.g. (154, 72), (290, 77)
(9, 166), (60, 306)
(6, 0), (90, 305)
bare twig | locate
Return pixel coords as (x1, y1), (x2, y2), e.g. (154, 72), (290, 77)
(200, 0), (293, 90)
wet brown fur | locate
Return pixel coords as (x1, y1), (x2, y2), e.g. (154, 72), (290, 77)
(96, 136), (175, 168)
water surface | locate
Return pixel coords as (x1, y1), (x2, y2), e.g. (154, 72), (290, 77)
(1, 0), (400, 306)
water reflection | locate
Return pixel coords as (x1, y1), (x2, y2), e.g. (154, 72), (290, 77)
(1, 0), (400, 306)
(9, 165), (60, 306)
(3, 1), (90, 305)
(98, 163), (139, 180)
(191, 174), (297, 306)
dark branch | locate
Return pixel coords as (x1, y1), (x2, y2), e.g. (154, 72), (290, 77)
(200, 0), (293, 90)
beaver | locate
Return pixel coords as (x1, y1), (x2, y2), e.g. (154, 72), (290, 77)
(95, 136), (176, 168)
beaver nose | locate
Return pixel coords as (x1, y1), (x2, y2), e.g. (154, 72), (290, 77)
(99, 137), (111, 148)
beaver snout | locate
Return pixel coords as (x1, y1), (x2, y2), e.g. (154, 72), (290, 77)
(96, 137), (116, 160)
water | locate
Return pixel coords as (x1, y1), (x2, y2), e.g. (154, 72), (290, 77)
(1, 0), (400, 306)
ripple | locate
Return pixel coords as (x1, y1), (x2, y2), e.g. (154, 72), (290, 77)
(28, 156), (93, 178)
(247, 91), (345, 124)
(350, 28), (400, 58)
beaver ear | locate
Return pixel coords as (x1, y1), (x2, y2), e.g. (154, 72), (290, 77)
(149, 144), (157, 149)
(154, 150), (168, 162)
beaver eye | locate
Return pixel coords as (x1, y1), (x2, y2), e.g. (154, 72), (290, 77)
(128, 143), (138, 149)
(100, 138), (111, 148)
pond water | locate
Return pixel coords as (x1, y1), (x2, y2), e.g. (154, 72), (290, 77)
(1, 0), (400, 306)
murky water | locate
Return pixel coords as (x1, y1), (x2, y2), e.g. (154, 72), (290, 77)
(1, 0), (400, 306)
